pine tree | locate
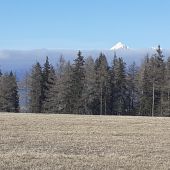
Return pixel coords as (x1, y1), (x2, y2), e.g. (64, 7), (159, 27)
(110, 53), (118, 114)
(0, 71), (3, 111)
(127, 62), (139, 115)
(29, 62), (43, 113)
(139, 47), (165, 116)
(162, 57), (170, 116)
(41, 56), (51, 112)
(95, 53), (109, 115)
(45, 56), (68, 113)
(42, 65), (56, 113)
(113, 57), (127, 115)
(69, 51), (85, 114)
(139, 56), (153, 116)
(0, 72), (19, 112)
(8, 72), (19, 112)
(154, 45), (165, 115)
(61, 61), (72, 114)
(82, 56), (96, 114)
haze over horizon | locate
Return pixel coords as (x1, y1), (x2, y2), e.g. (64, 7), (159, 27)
(0, 0), (170, 50)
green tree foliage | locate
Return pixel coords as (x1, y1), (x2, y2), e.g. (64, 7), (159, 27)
(29, 62), (43, 113)
(41, 56), (52, 112)
(139, 56), (153, 116)
(113, 56), (127, 115)
(42, 56), (69, 113)
(3, 47), (168, 116)
(82, 56), (96, 114)
(127, 62), (139, 115)
(139, 46), (166, 116)
(153, 45), (166, 115)
(162, 57), (170, 116)
(42, 65), (56, 113)
(0, 72), (19, 112)
(60, 61), (72, 114)
(69, 51), (85, 114)
(94, 53), (110, 115)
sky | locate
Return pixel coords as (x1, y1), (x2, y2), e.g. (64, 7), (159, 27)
(0, 0), (170, 50)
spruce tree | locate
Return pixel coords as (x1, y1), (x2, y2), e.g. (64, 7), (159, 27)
(139, 56), (153, 116)
(110, 53), (118, 114)
(0, 72), (19, 112)
(9, 72), (19, 112)
(69, 51), (85, 114)
(95, 53), (109, 115)
(127, 62), (139, 115)
(45, 56), (68, 113)
(163, 57), (170, 116)
(113, 57), (127, 115)
(82, 56), (96, 114)
(42, 56), (51, 112)
(153, 45), (165, 115)
(42, 65), (56, 113)
(61, 61), (72, 114)
(29, 62), (43, 113)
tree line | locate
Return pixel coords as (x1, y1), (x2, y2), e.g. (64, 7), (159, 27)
(0, 46), (170, 116)
(0, 71), (19, 112)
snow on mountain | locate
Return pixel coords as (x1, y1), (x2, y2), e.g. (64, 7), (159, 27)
(110, 42), (129, 50)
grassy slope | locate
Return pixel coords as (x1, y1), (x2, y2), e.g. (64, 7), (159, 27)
(0, 113), (170, 170)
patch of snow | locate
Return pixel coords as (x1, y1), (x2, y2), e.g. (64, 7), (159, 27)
(110, 42), (129, 50)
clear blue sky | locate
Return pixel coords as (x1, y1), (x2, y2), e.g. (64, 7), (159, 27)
(0, 0), (170, 49)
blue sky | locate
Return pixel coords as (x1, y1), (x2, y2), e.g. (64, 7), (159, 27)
(0, 0), (170, 49)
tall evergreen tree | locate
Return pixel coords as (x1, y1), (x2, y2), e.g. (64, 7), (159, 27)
(162, 57), (170, 116)
(0, 72), (19, 112)
(43, 56), (71, 114)
(42, 65), (56, 113)
(113, 57), (127, 115)
(95, 53), (109, 115)
(110, 53), (118, 114)
(139, 46), (165, 116)
(9, 72), (19, 112)
(139, 56), (153, 116)
(60, 61), (73, 114)
(127, 62), (139, 115)
(153, 45), (165, 115)
(82, 56), (96, 114)
(69, 51), (85, 114)
(29, 62), (42, 113)
(42, 56), (51, 112)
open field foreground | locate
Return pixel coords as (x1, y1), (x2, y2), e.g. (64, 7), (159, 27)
(0, 113), (170, 170)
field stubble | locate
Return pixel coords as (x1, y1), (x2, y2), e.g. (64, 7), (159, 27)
(0, 113), (170, 170)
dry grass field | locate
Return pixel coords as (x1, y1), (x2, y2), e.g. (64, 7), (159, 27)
(0, 113), (170, 170)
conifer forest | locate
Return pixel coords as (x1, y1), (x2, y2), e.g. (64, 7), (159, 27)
(0, 46), (170, 116)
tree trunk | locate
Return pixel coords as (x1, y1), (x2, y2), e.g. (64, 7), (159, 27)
(168, 90), (170, 112)
(100, 86), (102, 115)
(152, 82), (155, 117)
(160, 90), (163, 116)
(104, 97), (106, 115)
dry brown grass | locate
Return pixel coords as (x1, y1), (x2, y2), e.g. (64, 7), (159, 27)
(0, 113), (170, 170)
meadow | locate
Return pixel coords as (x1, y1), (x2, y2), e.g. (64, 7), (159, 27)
(0, 113), (170, 170)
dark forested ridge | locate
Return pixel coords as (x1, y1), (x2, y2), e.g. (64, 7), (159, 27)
(0, 46), (170, 116)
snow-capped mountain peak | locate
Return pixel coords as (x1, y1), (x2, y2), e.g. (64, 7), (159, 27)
(110, 42), (128, 50)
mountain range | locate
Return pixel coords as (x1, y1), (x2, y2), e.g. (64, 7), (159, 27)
(0, 42), (170, 79)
